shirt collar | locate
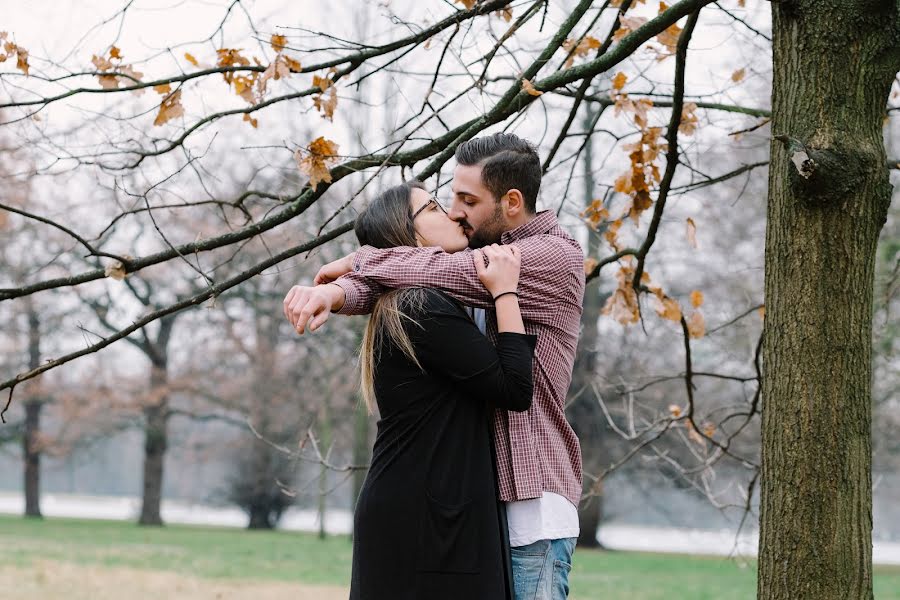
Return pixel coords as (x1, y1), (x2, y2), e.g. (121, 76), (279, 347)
(501, 210), (558, 244)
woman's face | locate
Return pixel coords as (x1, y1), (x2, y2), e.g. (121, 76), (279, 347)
(410, 187), (469, 253)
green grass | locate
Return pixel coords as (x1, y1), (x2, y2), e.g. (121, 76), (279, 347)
(2, 515), (899, 599)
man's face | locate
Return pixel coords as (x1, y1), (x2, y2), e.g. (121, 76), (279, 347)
(449, 164), (508, 249)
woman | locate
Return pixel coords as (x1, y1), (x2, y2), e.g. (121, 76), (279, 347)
(350, 181), (536, 600)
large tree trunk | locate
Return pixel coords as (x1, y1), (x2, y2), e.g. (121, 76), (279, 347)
(758, 3), (899, 599)
(23, 303), (42, 518)
(138, 363), (168, 526)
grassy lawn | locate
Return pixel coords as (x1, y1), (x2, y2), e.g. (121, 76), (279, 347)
(2, 515), (899, 599)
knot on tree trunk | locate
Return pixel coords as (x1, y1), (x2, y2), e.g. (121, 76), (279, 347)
(774, 134), (880, 208)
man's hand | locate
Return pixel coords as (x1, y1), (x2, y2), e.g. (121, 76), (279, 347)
(314, 252), (356, 285)
(282, 283), (346, 334)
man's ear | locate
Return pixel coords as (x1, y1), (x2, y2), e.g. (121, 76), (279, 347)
(503, 189), (524, 217)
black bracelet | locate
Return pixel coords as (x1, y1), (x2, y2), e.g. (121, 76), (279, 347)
(493, 291), (519, 302)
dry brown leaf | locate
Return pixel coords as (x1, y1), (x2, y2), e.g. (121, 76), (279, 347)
(153, 89), (184, 127)
(686, 217), (697, 248)
(583, 257), (599, 276)
(522, 78), (543, 96)
(184, 52), (199, 66)
(562, 36), (602, 68)
(731, 68), (746, 83)
(687, 310), (706, 339)
(283, 56), (301, 72)
(15, 46), (28, 75)
(243, 113), (258, 128)
(656, 294), (683, 322)
(154, 83), (172, 95)
(690, 290), (704, 308)
(296, 137), (340, 190)
(313, 74), (333, 92)
(105, 261), (127, 281)
(91, 54), (113, 71)
(758, 305), (766, 319)
(614, 16), (648, 42)
(496, 8), (513, 22)
(313, 86), (338, 120)
(455, 0), (477, 9)
(98, 74), (119, 90)
(679, 102), (698, 136)
(270, 34), (288, 52)
(668, 404), (682, 418)
(612, 71), (628, 91)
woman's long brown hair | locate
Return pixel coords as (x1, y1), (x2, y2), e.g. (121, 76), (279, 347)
(356, 181), (428, 414)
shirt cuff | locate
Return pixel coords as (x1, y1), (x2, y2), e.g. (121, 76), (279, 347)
(331, 278), (358, 315)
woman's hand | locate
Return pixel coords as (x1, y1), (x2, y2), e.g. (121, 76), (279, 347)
(473, 244), (521, 298)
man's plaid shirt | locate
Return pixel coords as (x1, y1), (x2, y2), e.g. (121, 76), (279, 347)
(334, 210), (584, 507)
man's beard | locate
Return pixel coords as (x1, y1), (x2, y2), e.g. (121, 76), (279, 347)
(465, 205), (506, 249)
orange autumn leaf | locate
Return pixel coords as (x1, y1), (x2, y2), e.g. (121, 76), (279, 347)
(522, 78), (543, 96)
(184, 52), (199, 66)
(668, 404), (682, 418)
(313, 74), (333, 92)
(455, 0), (477, 8)
(154, 83), (172, 95)
(296, 137), (340, 190)
(758, 305), (766, 319)
(283, 56), (301, 72)
(109, 46), (122, 59)
(612, 71), (628, 91)
(243, 113), (258, 128)
(583, 257), (599, 276)
(687, 310), (706, 339)
(314, 86), (338, 120)
(270, 34), (288, 52)
(690, 290), (704, 308)
(153, 89), (184, 126)
(614, 16), (648, 42)
(731, 68), (746, 83)
(679, 102), (698, 136)
(496, 8), (513, 22)
(562, 36), (601, 69)
(654, 291), (683, 322)
(603, 264), (641, 325)
(686, 217), (697, 248)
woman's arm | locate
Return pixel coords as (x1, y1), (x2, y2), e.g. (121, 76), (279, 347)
(408, 290), (536, 412)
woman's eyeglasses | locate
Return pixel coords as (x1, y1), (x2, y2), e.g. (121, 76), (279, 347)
(412, 196), (448, 220)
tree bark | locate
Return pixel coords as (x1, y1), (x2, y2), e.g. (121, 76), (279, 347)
(138, 364), (168, 526)
(23, 302), (42, 518)
(759, 2), (899, 599)
(137, 315), (177, 527)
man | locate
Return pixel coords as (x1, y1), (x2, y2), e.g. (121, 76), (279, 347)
(284, 133), (585, 599)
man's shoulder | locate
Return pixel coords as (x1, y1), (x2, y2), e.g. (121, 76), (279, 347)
(516, 229), (584, 266)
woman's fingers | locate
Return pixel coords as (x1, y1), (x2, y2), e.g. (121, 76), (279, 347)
(472, 249), (486, 278)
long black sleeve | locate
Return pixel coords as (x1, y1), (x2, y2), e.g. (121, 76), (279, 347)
(405, 289), (537, 412)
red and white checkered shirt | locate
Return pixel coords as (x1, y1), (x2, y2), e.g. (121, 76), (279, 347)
(334, 210), (584, 507)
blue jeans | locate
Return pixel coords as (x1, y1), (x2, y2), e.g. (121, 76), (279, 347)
(510, 538), (576, 600)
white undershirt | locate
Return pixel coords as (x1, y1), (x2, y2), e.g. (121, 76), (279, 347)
(506, 493), (581, 548)
(469, 307), (581, 547)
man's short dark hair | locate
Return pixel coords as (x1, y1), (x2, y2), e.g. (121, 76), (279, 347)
(454, 133), (541, 213)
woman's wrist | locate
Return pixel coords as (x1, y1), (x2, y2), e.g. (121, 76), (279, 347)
(492, 290), (518, 301)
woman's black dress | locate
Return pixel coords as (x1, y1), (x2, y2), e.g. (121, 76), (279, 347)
(350, 288), (537, 600)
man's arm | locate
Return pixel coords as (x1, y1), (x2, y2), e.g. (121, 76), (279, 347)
(347, 238), (581, 323)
